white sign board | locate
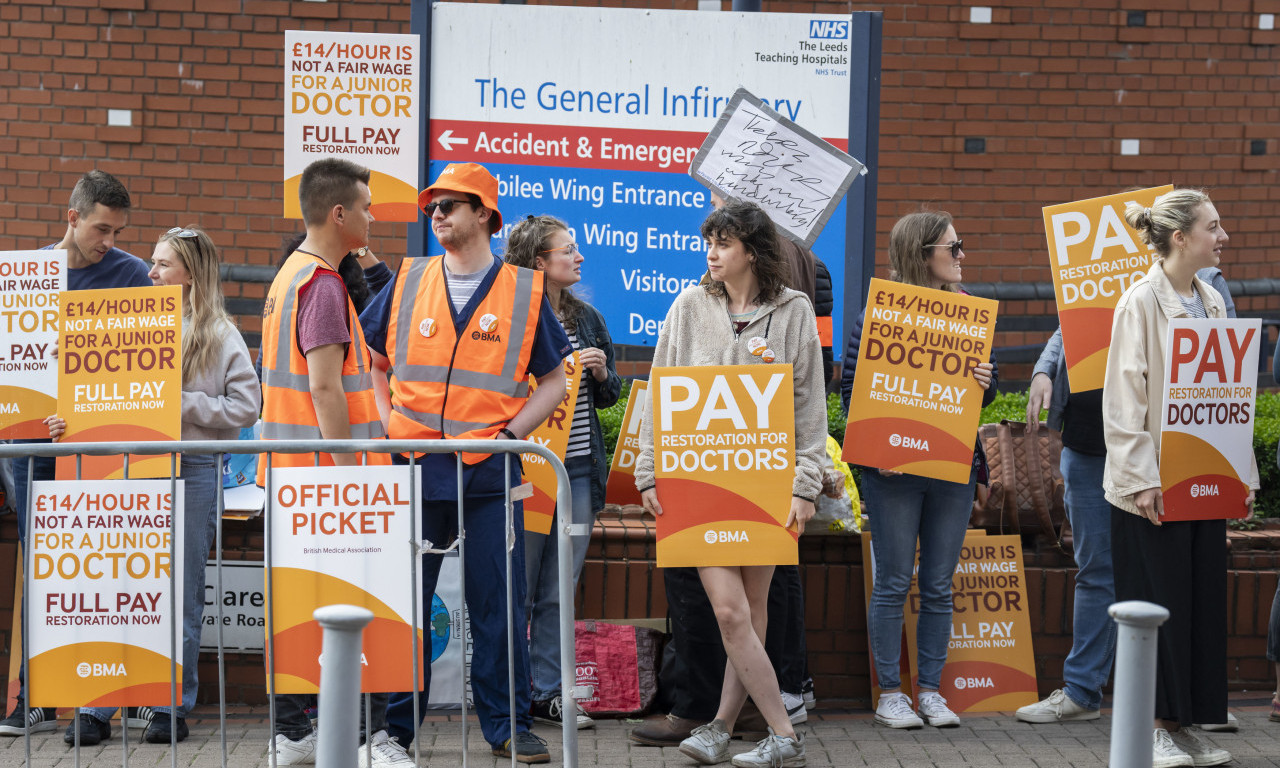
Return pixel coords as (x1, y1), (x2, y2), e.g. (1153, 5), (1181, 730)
(200, 560), (265, 653)
(690, 88), (864, 248)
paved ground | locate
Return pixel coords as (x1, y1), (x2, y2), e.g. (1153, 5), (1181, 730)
(1, 694), (1279, 767)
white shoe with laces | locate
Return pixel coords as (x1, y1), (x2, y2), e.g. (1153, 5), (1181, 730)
(781, 691), (808, 725)
(874, 692), (923, 729)
(357, 730), (415, 768)
(1152, 728), (1194, 768)
(679, 719), (730, 765)
(1193, 712), (1238, 733)
(916, 691), (960, 727)
(730, 729), (806, 768)
(270, 732), (317, 766)
(1014, 689), (1100, 723)
(1169, 727), (1230, 767)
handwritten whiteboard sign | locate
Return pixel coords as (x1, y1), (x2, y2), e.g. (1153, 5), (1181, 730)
(689, 87), (865, 248)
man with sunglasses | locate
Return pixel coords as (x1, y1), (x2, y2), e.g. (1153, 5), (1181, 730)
(360, 162), (570, 764)
(0, 170), (153, 743)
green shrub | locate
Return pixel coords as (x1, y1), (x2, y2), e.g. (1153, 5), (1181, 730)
(599, 379), (631, 467)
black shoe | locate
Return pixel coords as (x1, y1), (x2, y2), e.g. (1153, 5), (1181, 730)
(124, 706), (154, 729)
(491, 730), (550, 764)
(0, 705), (57, 736)
(144, 711), (188, 743)
(63, 713), (111, 746)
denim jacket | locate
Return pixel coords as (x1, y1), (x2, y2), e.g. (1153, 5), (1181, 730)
(572, 301), (622, 510)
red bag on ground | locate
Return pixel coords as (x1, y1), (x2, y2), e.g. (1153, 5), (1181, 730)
(574, 620), (662, 716)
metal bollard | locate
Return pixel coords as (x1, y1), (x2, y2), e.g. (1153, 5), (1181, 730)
(1108, 600), (1170, 768)
(313, 605), (375, 768)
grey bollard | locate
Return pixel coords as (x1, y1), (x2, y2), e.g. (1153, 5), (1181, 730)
(1108, 600), (1170, 768)
(313, 605), (375, 768)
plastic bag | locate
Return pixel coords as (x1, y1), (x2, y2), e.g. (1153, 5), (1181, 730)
(813, 435), (861, 533)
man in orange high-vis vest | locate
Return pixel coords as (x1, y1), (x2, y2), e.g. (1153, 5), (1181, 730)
(259, 158), (403, 768)
(360, 163), (570, 764)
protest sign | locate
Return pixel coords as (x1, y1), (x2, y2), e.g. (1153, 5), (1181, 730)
(522, 352), (583, 535)
(842, 278), (996, 482)
(1042, 185), (1170, 392)
(605, 381), (649, 507)
(1159, 318), (1260, 521)
(0, 250), (64, 439)
(267, 465), (421, 693)
(903, 533), (1038, 712)
(55, 285), (182, 480)
(284, 31), (421, 222)
(651, 364), (795, 567)
(28, 479), (184, 707)
(690, 88), (864, 248)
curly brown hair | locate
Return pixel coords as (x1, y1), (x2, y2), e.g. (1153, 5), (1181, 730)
(698, 201), (790, 305)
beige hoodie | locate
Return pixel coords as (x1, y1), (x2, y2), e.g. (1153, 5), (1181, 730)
(634, 284), (826, 501)
(1102, 259), (1259, 514)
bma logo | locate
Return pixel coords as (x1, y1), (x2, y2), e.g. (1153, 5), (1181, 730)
(953, 676), (993, 690)
(1190, 484), (1219, 498)
(809, 20), (849, 38)
(76, 662), (127, 678)
(889, 433), (930, 451)
(471, 313), (502, 342)
(703, 529), (750, 544)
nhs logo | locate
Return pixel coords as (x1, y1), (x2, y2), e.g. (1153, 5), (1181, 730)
(809, 20), (849, 39)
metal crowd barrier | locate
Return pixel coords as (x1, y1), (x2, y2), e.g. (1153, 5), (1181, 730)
(0, 438), (579, 768)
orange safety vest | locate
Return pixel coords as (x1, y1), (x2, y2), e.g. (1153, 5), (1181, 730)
(385, 255), (544, 464)
(257, 251), (388, 485)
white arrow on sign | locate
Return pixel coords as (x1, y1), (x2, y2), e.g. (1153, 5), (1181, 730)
(438, 130), (468, 151)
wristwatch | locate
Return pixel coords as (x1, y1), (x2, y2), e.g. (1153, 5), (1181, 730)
(356, 247), (369, 258)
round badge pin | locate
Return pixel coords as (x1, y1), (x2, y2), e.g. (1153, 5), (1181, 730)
(748, 336), (767, 356)
(419, 318), (437, 338)
(761, 349), (776, 363)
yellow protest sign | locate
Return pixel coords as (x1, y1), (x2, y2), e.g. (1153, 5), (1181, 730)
(522, 353), (582, 536)
(1042, 185), (1170, 392)
(605, 380), (648, 507)
(56, 286), (182, 480)
(0, 250), (64, 439)
(651, 364), (795, 568)
(842, 279), (996, 482)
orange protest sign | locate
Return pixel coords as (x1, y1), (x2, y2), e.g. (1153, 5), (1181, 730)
(56, 286), (182, 480)
(651, 364), (796, 568)
(0, 250), (64, 439)
(1159, 319), (1260, 521)
(842, 279), (996, 482)
(605, 380), (648, 507)
(522, 352), (582, 536)
(902, 532), (1038, 712)
(29, 480), (184, 706)
(267, 465), (423, 693)
(1042, 185), (1171, 392)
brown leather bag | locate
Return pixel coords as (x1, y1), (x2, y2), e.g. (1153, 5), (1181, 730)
(971, 420), (1069, 550)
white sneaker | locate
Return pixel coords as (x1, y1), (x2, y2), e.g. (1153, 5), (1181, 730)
(270, 732), (317, 766)
(801, 678), (816, 711)
(679, 719), (730, 765)
(781, 691), (808, 725)
(1152, 728), (1194, 768)
(357, 730), (415, 768)
(1014, 689), (1100, 724)
(874, 692), (923, 729)
(1193, 712), (1238, 732)
(1169, 727), (1231, 767)
(731, 729), (805, 768)
(916, 691), (960, 727)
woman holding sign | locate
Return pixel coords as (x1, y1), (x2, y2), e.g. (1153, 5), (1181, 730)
(1107, 190), (1253, 768)
(841, 211), (996, 730)
(53, 226), (261, 744)
(636, 201), (826, 768)
(505, 215), (621, 729)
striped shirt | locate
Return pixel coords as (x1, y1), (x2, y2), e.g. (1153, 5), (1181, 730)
(565, 329), (592, 459)
(445, 264), (488, 313)
(1178, 287), (1207, 319)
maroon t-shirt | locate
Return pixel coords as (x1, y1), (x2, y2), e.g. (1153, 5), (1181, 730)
(296, 270), (351, 355)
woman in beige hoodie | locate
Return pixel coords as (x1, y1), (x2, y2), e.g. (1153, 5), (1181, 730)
(636, 201), (825, 768)
(1106, 189), (1254, 768)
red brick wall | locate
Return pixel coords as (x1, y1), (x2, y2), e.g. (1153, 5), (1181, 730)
(2, 0), (1277, 357)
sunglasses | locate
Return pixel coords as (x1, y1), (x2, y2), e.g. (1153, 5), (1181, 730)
(166, 227), (198, 239)
(538, 243), (579, 257)
(422, 198), (475, 217)
(924, 240), (963, 258)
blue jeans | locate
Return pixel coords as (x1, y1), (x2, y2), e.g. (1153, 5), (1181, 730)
(864, 468), (975, 692)
(87, 456), (220, 723)
(385, 491), (532, 748)
(524, 455), (594, 701)
(1059, 447), (1116, 711)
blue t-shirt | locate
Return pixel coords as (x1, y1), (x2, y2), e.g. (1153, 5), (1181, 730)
(41, 245), (152, 291)
(360, 255), (572, 500)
